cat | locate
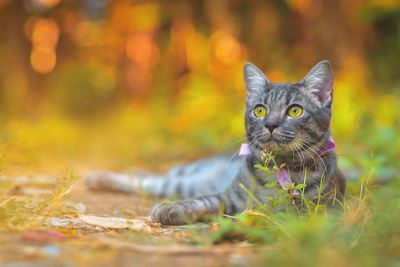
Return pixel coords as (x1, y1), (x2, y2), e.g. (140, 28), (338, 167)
(85, 60), (346, 225)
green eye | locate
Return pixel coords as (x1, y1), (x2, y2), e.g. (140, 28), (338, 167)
(254, 105), (267, 117)
(288, 105), (303, 117)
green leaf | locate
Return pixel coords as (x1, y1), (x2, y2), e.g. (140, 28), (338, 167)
(264, 196), (273, 201)
(254, 164), (262, 169)
(295, 184), (307, 190)
(265, 182), (277, 188)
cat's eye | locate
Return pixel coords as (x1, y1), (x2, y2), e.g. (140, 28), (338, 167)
(288, 105), (303, 117)
(254, 105), (267, 117)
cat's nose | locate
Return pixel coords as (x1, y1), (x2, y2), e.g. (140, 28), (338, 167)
(265, 122), (279, 133)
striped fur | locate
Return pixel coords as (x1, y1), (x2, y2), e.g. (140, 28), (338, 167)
(86, 60), (346, 225)
(86, 155), (241, 198)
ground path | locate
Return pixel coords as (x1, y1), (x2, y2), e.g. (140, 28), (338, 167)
(0, 179), (258, 267)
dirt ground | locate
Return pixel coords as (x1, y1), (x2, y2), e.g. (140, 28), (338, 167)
(0, 180), (259, 267)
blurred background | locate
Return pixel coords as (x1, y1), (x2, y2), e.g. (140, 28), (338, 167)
(0, 0), (399, 177)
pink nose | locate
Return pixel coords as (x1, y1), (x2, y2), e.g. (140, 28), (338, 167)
(265, 123), (279, 133)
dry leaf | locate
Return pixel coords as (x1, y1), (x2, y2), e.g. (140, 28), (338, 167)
(80, 215), (152, 232)
(45, 217), (93, 230)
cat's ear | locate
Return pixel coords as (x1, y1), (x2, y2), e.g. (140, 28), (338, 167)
(302, 60), (333, 106)
(243, 62), (269, 101)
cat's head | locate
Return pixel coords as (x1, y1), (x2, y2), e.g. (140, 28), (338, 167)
(243, 60), (333, 156)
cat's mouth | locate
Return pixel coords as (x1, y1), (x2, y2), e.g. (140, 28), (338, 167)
(249, 129), (297, 153)
(257, 135), (296, 153)
(256, 138), (283, 152)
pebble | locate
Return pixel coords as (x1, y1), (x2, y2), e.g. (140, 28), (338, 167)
(42, 245), (61, 257)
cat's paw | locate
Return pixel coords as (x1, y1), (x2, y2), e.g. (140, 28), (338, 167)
(151, 202), (192, 225)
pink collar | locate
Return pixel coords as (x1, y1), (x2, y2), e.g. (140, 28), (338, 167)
(239, 136), (336, 195)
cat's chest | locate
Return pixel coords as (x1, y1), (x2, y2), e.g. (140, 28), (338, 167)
(253, 164), (322, 187)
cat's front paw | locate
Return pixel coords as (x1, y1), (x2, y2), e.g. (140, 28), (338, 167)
(151, 202), (192, 225)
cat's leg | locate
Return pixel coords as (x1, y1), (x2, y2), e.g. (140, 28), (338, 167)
(151, 170), (262, 225)
(86, 169), (165, 193)
(85, 155), (240, 198)
(151, 182), (254, 225)
(85, 169), (219, 198)
(85, 171), (137, 193)
(151, 194), (223, 225)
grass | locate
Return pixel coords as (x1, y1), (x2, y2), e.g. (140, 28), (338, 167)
(0, 100), (399, 266)
(200, 181), (400, 265)
(198, 144), (400, 266)
(0, 166), (80, 232)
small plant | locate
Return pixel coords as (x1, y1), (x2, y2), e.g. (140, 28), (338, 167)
(240, 150), (333, 217)
(0, 165), (80, 232)
(206, 150), (350, 245)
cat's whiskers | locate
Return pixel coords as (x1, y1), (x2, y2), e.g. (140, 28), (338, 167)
(288, 143), (298, 168)
(293, 142), (306, 168)
(295, 136), (319, 168)
(299, 143), (319, 170)
(302, 134), (331, 151)
(288, 137), (306, 167)
(246, 140), (260, 167)
(297, 138), (328, 175)
(231, 129), (266, 145)
(300, 134), (332, 158)
(224, 130), (268, 171)
(306, 144), (329, 175)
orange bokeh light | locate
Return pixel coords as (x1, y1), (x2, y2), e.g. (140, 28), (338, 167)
(211, 31), (242, 65)
(30, 47), (57, 74)
(31, 18), (59, 49)
(126, 33), (160, 69)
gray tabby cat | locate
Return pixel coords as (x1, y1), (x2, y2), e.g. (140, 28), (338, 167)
(86, 60), (346, 225)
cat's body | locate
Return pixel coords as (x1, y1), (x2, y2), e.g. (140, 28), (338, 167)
(86, 60), (346, 225)
(86, 154), (242, 198)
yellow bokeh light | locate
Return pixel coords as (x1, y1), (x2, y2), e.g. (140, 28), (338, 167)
(373, 95), (396, 126)
(185, 32), (209, 71)
(30, 47), (56, 74)
(369, 0), (400, 9)
(129, 3), (161, 31)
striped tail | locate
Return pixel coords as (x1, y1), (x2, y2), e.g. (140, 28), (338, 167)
(85, 155), (242, 199)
